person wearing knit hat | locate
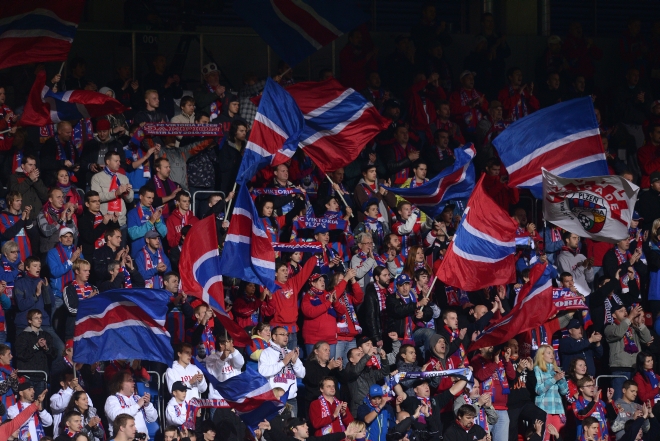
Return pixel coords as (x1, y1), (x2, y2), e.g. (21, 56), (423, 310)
(80, 117), (126, 185)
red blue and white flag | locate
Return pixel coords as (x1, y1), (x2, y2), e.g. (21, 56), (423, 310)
(20, 70), (128, 127)
(72, 288), (173, 365)
(0, 1), (85, 70)
(179, 215), (251, 346)
(284, 79), (391, 173)
(382, 144), (476, 217)
(220, 184), (279, 292)
(236, 78), (304, 185)
(470, 263), (556, 351)
(233, 0), (368, 67)
(435, 175), (518, 291)
(492, 97), (608, 198)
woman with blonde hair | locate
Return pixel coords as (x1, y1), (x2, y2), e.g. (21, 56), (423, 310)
(533, 344), (568, 439)
(643, 218), (660, 317)
(344, 421), (366, 441)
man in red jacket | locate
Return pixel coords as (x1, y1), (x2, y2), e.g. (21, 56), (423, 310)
(482, 158), (519, 210)
(637, 123), (660, 188)
(166, 191), (199, 248)
(309, 377), (354, 435)
(449, 71), (488, 136)
(498, 67), (540, 122)
(472, 345), (516, 441)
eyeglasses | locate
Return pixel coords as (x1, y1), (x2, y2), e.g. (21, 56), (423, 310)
(582, 384), (595, 388)
(273, 333), (288, 337)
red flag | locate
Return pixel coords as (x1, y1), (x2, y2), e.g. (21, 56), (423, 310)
(435, 176), (518, 291)
(0, 1), (85, 70)
(469, 263), (556, 352)
(20, 70), (128, 127)
(179, 216), (251, 347)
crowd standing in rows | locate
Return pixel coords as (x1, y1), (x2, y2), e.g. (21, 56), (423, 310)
(3, 6), (660, 441)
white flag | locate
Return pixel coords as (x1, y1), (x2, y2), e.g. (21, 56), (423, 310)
(542, 169), (639, 243)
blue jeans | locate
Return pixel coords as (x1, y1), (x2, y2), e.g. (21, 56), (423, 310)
(335, 340), (356, 368)
(413, 328), (436, 358)
(305, 343), (336, 360)
(287, 332), (298, 351)
(41, 325), (65, 355)
(491, 409), (510, 441)
(611, 371), (632, 401)
(0, 331), (6, 344)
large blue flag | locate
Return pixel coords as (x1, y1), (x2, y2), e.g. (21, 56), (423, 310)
(382, 144), (476, 218)
(492, 97), (608, 198)
(236, 78), (304, 186)
(72, 288), (173, 365)
(233, 0), (369, 67)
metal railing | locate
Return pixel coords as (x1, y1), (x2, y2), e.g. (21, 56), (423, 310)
(595, 374), (629, 389)
(18, 370), (48, 384)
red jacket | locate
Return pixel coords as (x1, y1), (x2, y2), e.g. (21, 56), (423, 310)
(308, 396), (354, 436)
(471, 354), (516, 410)
(336, 281), (364, 341)
(266, 259), (317, 332)
(232, 294), (276, 329)
(637, 142), (660, 189)
(497, 87), (540, 121)
(166, 209), (199, 248)
(633, 371), (660, 403)
(405, 80), (446, 141)
(302, 280), (348, 345)
(583, 239), (613, 267)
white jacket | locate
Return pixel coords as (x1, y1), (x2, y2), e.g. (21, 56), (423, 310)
(205, 350), (244, 399)
(165, 396), (189, 427)
(557, 249), (594, 296)
(7, 401), (53, 441)
(165, 361), (208, 401)
(105, 393), (158, 437)
(50, 388), (94, 437)
(258, 342), (305, 398)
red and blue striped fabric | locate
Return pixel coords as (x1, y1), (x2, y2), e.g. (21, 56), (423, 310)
(382, 144), (476, 217)
(196, 361), (288, 431)
(435, 175), (518, 291)
(20, 70), (128, 127)
(285, 79), (391, 173)
(0, 1), (85, 70)
(180, 215), (251, 347)
(469, 263), (555, 351)
(492, 97), (608, 198)
(220, 184), (279, 293)
(72, 288), (173, 365)
(236, 78), (304, 185)
(233, 0), (368, 67)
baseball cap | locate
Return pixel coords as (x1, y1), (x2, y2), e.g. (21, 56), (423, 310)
(96, 119), (111, 131)
(633, 211), (643, 221)
(202, 63), (219, 76)
(65, 339), (74, 350)
(172, 381), (190, 392)
(609, 298), (626, 316)
(369, 384), (384, 397)
(356, 335), (373, 347)
(651, 171), (660, 184)
(18, 381), (34, 392)
(59, 228), (74, 238)
(362, 198), (380, 213)
(567, 318), (582, 330)
(395, 274), (411, 286)
(145, 230), (160, 239)
(309, 273), (325, 283)
(286, 417), (306, 432)
(314, 225), (330, 234)
(460, 70), (476, 80)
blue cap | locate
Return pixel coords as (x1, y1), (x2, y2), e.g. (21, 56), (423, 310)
(369, 384), (384, 397)
(314, 225), (330, 234)
(362, 197), (379, 213)
(633, 211), (643, 221)
(395, 274), (411, 286)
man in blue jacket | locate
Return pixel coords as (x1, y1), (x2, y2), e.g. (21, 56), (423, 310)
(558, 318), (603, 376)
(357, 384), (396, 441)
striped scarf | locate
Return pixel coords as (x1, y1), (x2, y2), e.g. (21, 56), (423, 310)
(508, 85), (529, 121)
(73, 280), (92, 300)
(142, 247), (163, 288)
(55, 244), (75, 289)
(17, 400), (45, 441)
(614, 247), (639, 292)
(93, 212), (105, 249)
(121, 267), (133, 288)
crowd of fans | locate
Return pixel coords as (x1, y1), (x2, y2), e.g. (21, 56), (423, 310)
(2, 5), (660, 441)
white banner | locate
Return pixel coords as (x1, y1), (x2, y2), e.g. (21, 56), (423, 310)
(542, 169), (639, 243)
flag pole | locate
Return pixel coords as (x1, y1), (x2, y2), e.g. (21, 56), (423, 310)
(419, 276), (437, 311)
(0, 129), (10, 135)
(325, 175), (353, 218)
(58, 62), (65, 76)
(224, 183), (238, 216)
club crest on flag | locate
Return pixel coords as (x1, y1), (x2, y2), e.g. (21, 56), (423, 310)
(542, 169), (639, 243)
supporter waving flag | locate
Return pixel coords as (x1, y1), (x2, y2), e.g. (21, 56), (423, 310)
(0, 1), (85, 70)
(72, 288), (173, 364)
(469, 263), (556, 351)
(233, 0), (368, 67)
(20, 70), (128, 127)
(180, 215), (251, 346)
(236, 78), (304, 185)
(381, 144), (476, 217)
(435, 174), (518, 291)
(492, 97), (608, 198)
(219, 184), (279, 292)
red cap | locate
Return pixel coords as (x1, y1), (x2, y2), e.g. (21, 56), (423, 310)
(65, 339), (74, 350)
(96, 119), (111, 131)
